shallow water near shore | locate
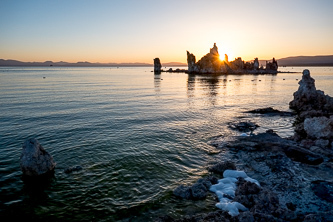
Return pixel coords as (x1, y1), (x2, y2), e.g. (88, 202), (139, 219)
(0, 66), (332, 221)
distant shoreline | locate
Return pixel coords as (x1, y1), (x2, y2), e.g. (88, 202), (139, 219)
(1, 55), (333, 67)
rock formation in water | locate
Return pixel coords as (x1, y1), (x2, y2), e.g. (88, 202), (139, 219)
(266, 58), (278, 71)
(290, 69), (333, 143)
(187, 51), (197, 73)
(20, 138), (56, 176)
(186, 43), (278, 74)
(154, 58), (162, 73)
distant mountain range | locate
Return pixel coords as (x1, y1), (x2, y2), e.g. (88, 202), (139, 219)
(1, 55), (332, 67)
(259, 55), (333, 67)
(0, 59), (187, 67)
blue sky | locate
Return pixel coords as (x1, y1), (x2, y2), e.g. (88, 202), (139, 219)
(1, 0), (332, 63)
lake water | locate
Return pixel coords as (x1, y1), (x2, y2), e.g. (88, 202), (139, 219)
(1, 66), (333, 221)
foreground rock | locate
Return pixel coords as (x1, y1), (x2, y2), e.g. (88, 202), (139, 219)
(290, 69), (333, 114)
(290, 69), (333, 142)
(20, 138), (56, 176)
(162, 131), (333, 221)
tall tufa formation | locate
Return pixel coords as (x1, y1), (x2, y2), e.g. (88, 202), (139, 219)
(289, 69), (333, 141)
(187, 51), (197, 73)
(153, 58), (162, 73)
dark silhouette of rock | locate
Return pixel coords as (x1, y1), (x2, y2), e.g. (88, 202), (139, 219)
(266, 58), (278, 71)
(228, 121), (259, 132)
(253, 58), (259, 70)
(154, 58), (162, 73)
(247, 107), (294, 116)
(20, 138), (56, 176)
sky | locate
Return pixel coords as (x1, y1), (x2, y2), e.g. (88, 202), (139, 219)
(1, 0), (333, 63)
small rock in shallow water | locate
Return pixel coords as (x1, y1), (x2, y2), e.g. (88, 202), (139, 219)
(20, 138), (56, 176)
(228, 121), (259, 132)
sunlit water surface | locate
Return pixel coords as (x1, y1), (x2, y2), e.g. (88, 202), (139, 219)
(1, 66), (332, 221)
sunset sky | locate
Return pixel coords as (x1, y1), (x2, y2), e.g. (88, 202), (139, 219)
(1, 0), (333, 63)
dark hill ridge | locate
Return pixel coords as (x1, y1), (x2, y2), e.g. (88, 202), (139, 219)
(0, 59), (187, 67)
(1, 55), (333, 67)
(0, 59), (152, 67)
(259, 55), (333, 67)
(277, 55), (333, 66)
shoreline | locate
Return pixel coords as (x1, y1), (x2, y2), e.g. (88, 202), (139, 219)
(157, 70), (333, 221)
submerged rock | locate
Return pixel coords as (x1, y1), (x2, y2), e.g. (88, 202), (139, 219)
(20, 138), (56, 176)
(247, 107), (294, 116)
(228, 121), (259, 132)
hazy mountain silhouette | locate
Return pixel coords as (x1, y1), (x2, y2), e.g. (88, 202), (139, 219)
(1, 56), (332, 67)
(259, 55), (333, 67)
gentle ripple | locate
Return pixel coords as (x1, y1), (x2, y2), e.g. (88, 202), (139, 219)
(0, 66), (333, 221)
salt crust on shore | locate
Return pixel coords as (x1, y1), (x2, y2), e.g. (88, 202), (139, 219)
(209, 170), (260, 216)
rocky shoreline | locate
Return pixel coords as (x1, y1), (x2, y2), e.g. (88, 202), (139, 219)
(157, 70), (333, 222)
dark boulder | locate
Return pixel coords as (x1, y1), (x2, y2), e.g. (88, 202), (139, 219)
(20, 138), (56, 176)
(190, 182), (208, 200)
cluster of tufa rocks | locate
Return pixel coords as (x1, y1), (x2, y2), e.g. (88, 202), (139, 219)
(289, 69), (333, 149)
(187, 43), (278, 74)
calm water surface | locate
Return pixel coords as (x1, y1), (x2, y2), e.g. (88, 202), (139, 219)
(0, 66), (332, 221)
